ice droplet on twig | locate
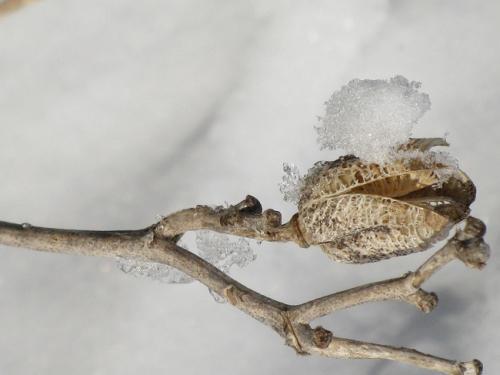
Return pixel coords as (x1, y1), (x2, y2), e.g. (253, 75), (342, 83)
(208, 288), (226, 304)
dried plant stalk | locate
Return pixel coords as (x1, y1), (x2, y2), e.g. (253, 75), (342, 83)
(0, 134), (489, 375)
(0, 194), (489, 374)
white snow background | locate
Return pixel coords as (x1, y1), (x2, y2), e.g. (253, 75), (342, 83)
(0, 1), (499, 374)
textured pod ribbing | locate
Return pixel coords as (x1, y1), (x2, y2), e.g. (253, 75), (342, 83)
(298, 194), (450, 263)
(296, 139), (475, 263)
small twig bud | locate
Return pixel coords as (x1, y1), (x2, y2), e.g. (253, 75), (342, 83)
(407, 290), (439, 313)
(456, 216), (487, 241)
(263, 209), (282, 227)
(455, 238), (490, 269)
(312, 326), (333, 349)
(235, 195), (262, 215)
(459, 359), (483, 375)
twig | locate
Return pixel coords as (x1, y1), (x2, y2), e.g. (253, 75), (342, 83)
(0, 220), (286, 330)
(156, 195), (308, 246)
(0, 196), (489, 375)
(289, 217), (489, 322)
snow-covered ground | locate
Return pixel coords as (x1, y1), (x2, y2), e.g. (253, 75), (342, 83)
(0, 1), (499, 374)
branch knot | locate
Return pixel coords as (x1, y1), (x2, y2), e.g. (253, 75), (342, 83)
(312, 326), (333, 349)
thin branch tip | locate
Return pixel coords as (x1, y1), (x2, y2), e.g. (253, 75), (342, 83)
(406, 289), (439, 313)
(459, 359), (483, 375)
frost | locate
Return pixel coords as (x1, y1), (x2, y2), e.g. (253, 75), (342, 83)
(195, 231), (256, 273)
(116, 231), (256, 303)
(279, 163), (304, 204)
(316, 75), (431, 164)
(195, 231), (256, 303)
(117, 257), (193, 284)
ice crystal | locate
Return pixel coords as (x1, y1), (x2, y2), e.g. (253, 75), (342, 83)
(117, 257), (193, 284)
(279, 163), (304, 204)
(195, 231), (256, 273)
(316, 75), (431, 164)
(117, 231), (256, 303)
(196, 231), (256, 304)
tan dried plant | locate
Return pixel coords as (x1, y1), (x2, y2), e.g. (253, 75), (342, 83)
(0, 136), (489, 375)
(296, 138), (475, 263)
(0, 62), (490, 375)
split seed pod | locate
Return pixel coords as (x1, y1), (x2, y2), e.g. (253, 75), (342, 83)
(296, 138), (475, 263)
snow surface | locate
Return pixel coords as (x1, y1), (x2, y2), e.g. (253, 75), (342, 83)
(0, 1), (499, 375)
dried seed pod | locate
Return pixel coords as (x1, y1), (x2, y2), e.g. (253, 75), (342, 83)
(296, 138), (475, 263)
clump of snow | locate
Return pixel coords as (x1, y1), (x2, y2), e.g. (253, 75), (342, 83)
(117, 231), (256, 302)
(279, 76), (460, 205)
(316, 75), (431, 164)
(279, 163), (304, 204)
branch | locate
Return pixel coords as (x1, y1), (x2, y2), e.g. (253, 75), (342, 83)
(294, 328), (483, 375)
(0, 197), (489, 375)
(289, 217), (489, 322)
(156, 195), (307, 246)
(0, 220), (286, 330)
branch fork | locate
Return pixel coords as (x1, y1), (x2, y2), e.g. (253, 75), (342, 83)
(0, 196), (489, 375)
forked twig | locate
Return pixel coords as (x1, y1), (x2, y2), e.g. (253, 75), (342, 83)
(0, 196), (489, 374)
